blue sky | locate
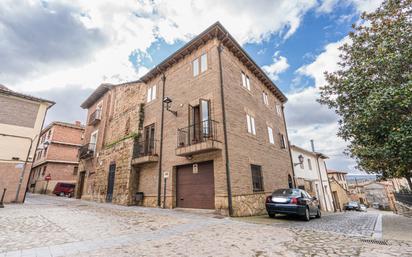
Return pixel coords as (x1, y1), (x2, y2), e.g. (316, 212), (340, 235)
(0, 0), (384, 172)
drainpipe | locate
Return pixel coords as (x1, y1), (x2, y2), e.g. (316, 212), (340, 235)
(157, 72), (166, 207)
(281, 106), (297, 188)
(217, 41), (233, 217)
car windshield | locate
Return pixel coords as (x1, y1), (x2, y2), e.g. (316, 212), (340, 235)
(272, 189), (300, 196)
(348, 202), (358, 206)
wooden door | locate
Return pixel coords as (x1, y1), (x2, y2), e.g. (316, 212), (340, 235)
(176, 161), (214, 209)
(106, 163), (116, 202)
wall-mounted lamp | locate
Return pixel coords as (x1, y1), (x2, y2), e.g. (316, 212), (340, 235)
(293, 154), (304, 166)
(163, 96), (177, 116)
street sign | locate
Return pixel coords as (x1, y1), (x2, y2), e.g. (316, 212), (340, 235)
(45, 174), (51, 181)
(163, 171), (169, 178)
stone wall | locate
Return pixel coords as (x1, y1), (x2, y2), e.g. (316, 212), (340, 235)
(394, 201), (412, 218)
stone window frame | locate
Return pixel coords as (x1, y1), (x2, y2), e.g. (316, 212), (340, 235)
(267, 126), (274, 144)
(192, 52), (208, 77)
(241, 71), (251, 91)
(246, 113), (256, 135)
(147, 84), (157, 103)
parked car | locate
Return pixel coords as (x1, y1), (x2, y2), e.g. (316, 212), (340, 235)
(344, 201), (360, 211)
(359, 204), (367, 212)
(265, 188), (321, 221)
(53, 183), (75, 197)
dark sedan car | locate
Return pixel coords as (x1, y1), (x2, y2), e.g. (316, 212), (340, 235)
(265, 188), (321, 221)
(344, 201), (360, 211)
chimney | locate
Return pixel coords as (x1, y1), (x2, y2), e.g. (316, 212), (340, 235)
(310, 139), (315, 152)
(75, 121), (81, 126)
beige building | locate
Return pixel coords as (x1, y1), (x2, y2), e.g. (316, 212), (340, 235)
(29, 121), (84, 195)
(76, 22), (294, 216)
(0, 85), (54, 203)
(327, 169), (350, 211)
(291, 145), (334, 212)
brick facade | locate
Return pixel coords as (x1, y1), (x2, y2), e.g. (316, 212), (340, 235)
(29, 122), (84, 195)
(77, 23), (294, 216)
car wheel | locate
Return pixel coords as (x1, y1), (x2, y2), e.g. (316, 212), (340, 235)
(269, 213), (276, 218)
(316, 209), (321, 218)
(303, 208), (310, 221)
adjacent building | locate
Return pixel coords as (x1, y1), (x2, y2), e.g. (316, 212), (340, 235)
(327, 169), (350, 211)
(291, 145), (334, 212)
(76, 22), (294, 216)
(0, 85), (54, 203)
(29, 121), (84, 195)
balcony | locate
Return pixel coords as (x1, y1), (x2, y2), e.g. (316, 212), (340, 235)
(88, 109), (101, 125)
(131, 139), (159, 165)
(79, 143), (96, 159)
(176, 120), (222, 156)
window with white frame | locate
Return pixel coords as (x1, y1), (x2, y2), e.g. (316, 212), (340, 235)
(267, 126), (274, 144)
(263, 92), (269, 105)
(246, 114), (256, 135)
(276, 104), (282, 116)
(241, 72), (251, 91)
(90, 130), (98, 152)
(147, 85), (156, 103)
(193, 58), (199, 76)
(200, 53), (207, 73)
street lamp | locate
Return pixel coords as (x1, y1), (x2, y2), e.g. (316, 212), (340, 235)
(163, 96), (177, 116)
(294, 154), (304, 166)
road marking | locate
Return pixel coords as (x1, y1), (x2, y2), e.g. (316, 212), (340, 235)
(372, 214), (382, 239)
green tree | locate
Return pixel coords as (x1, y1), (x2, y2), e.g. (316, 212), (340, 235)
(319, 0), (412, 189)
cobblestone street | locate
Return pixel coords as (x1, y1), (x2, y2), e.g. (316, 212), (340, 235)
(1, 194), (411, 257)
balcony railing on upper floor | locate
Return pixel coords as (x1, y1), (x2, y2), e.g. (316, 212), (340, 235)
(88, 109), (101, 125)
(131, 139), (159, 165)
(79, 143), (96, 159)
(176, 120), (222, 156)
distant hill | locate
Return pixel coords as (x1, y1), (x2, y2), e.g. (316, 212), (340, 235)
(346, 174), (377, 184)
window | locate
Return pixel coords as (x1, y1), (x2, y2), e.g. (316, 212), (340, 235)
(246, 114), (256, 135)
(73, 166), (78, 176)
(300, 159), (304, 169)
(90, 130), (98, 152)
(193, 58), (199, 76)
(241, 72), (251, 91)
(200, 53), (207, 73)
(279, 133), (286, 149)
(147, 85), (156, 103)
(262, 92), (269, 105)
(251, 164), (264, 192)
(42, 166), (47, 176)
(267, 126), (274, 144)
(276, 104), (282, 116)
(308, 159), (312, 170)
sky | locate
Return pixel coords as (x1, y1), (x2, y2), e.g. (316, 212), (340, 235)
(0, 0), (384, 173)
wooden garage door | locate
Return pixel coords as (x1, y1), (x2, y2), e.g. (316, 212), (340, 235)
(176, 161), (214, 209)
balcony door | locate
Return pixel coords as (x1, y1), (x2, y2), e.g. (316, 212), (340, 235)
(189, 99), (210, 143)
(143, 124), (155, 155)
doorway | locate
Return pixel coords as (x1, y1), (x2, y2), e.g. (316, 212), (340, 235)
(106, 163), (116, 202)
(77, 171), (86, 199)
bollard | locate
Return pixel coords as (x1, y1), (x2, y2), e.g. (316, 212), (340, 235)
(0, 188), (6, 208)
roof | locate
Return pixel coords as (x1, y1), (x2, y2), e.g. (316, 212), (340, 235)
(0, 84), (55, 106)
(290, 144), (329, 159)
(139, 22), (287, 103)
(41, 121), (85, 135)
(80, 83), (113, 109)
(327, 169), (348, 174)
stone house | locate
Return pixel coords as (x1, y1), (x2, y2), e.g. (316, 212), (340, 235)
(76, 22), (294, 216)
(327, 169), (350, 211)
(29, 121), (84, 195)
(0, 85), (54, 203)
(291, 145), (334, 212)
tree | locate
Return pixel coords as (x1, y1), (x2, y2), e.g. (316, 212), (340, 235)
(318, 0), (412, 190)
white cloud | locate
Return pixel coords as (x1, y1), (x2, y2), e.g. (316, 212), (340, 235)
(318, 0), (384, 14)
(286, 36), (360, 173)
(1, 0), (322, 93)
(262, 52), (290, 81)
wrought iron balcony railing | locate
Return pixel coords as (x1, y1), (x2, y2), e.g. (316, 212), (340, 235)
(88, 109), (101, 125)
(79, 143), (96, 159)
(177, 120), (220, 148)
(132, 139), (158, 159)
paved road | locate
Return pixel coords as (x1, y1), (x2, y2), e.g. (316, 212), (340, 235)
(0, 194), (411, 257)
